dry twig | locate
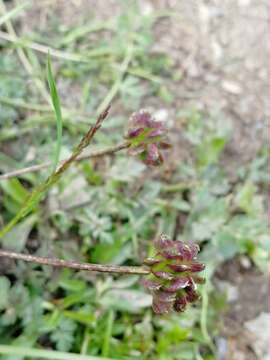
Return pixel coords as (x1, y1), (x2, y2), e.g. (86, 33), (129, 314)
(0, 142), (130, 180)
(0, 249), (150, 275)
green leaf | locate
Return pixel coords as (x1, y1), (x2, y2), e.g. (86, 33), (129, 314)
(99, 289), (152, 313)
(235, 182), (263, 215)
(59, 277), (87, 293)
(198, 136), (227, 167)
(51, 318), (77, 352)
(63, 310), (95, 325)
(0, 1), (30, 27)
(213, 231), (238, 260)
(1, 214), (37, 251)
(47, 53), (63, 173)
(91, 239), (131, 265)
(108, 157), (145, 182)
(0, 276), (10, 310)
(0, 178), (29, 205)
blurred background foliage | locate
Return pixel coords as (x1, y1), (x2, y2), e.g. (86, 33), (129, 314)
(1, 1), (270, 359)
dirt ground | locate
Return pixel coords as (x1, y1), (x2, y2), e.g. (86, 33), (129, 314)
(216, 259), (270, 359)
(16, 1), (270, 359)
(20, 0), (270, 164)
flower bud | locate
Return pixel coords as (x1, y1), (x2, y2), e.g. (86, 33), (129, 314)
(126, 109), (170, 166)
(143, 234), (205, 314)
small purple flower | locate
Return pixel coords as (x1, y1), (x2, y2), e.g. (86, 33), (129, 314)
(165, 277), (190, 292)
(143, 234), (205, 314)
(141, 279), (162, 291)
(126, 109), (170, 166)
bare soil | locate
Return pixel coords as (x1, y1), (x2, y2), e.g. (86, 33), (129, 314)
(217, 259), (270, 359)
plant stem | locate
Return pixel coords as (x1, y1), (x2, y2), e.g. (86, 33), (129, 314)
(200, 278), (216, 355)
(0, 141), (130, 180)
(0, 345), (113, 360)
(0, 249), (150, 275)
(0, 106), (110, 239)
(102, 310), (114, 357)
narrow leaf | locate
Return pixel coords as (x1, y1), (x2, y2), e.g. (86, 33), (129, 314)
(0, 345), (114, 360)
(47, 53), (63, 173)
(0, 1), (30, 27)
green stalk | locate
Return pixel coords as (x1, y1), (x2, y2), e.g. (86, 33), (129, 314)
(0, 345), (114, 360)
(102, 311), (115, 357)
(0, 106), (110, 239)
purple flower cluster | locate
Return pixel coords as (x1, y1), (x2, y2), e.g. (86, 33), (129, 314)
(143, 235), (205, 314)
(126, 109), (170, 166)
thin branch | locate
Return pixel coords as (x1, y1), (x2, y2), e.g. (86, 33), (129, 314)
(0, 141), (130, 180)
(0, 106), (111, 239)
(53, 105), (111, 178)
(0, 249), (150, 275)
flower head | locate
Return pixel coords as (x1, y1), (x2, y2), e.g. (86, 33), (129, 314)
(126, 109), (170, 166)
(142, 234), (205, 314)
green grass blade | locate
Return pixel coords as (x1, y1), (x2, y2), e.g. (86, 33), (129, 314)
(47, 53), (63, 173)
(102, 310), (115, 357)
(0, 345), (114, 360)
(59, 21), (113, 47)
(0, 0), (29, 27)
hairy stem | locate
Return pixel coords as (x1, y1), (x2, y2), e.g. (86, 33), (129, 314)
(0, 250), (150, 275)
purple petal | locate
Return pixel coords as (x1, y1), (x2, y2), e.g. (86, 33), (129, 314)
(189, 262), (205, 272)
(174, 296), (187, 312)
(154, 237), (201, 262)
(152, 271), (174, 280)
(174, 242), (200, 261)
(168, 264), (190, 272)
(177, 242), (193, 261)
(187, 243), (200, 259)
(141, 279), (162, 291)
(162, 242), (187, 260)
(148, 128), (165, 138)
(130, 110), (154, 128)
(185, 287), (200, 303)
(154, 234), (174, 251)
(165, 277), (190, 292)
(147, 144), (159, 160)
(154, 291), (176, 302)
(187, 276), (196, 290)
(161, 252), (184, 260)
(144, 144), (163, 166)
(154, 236), (184, 260)
(151, 119), (165, 129)
(127, 127), (144, 138)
